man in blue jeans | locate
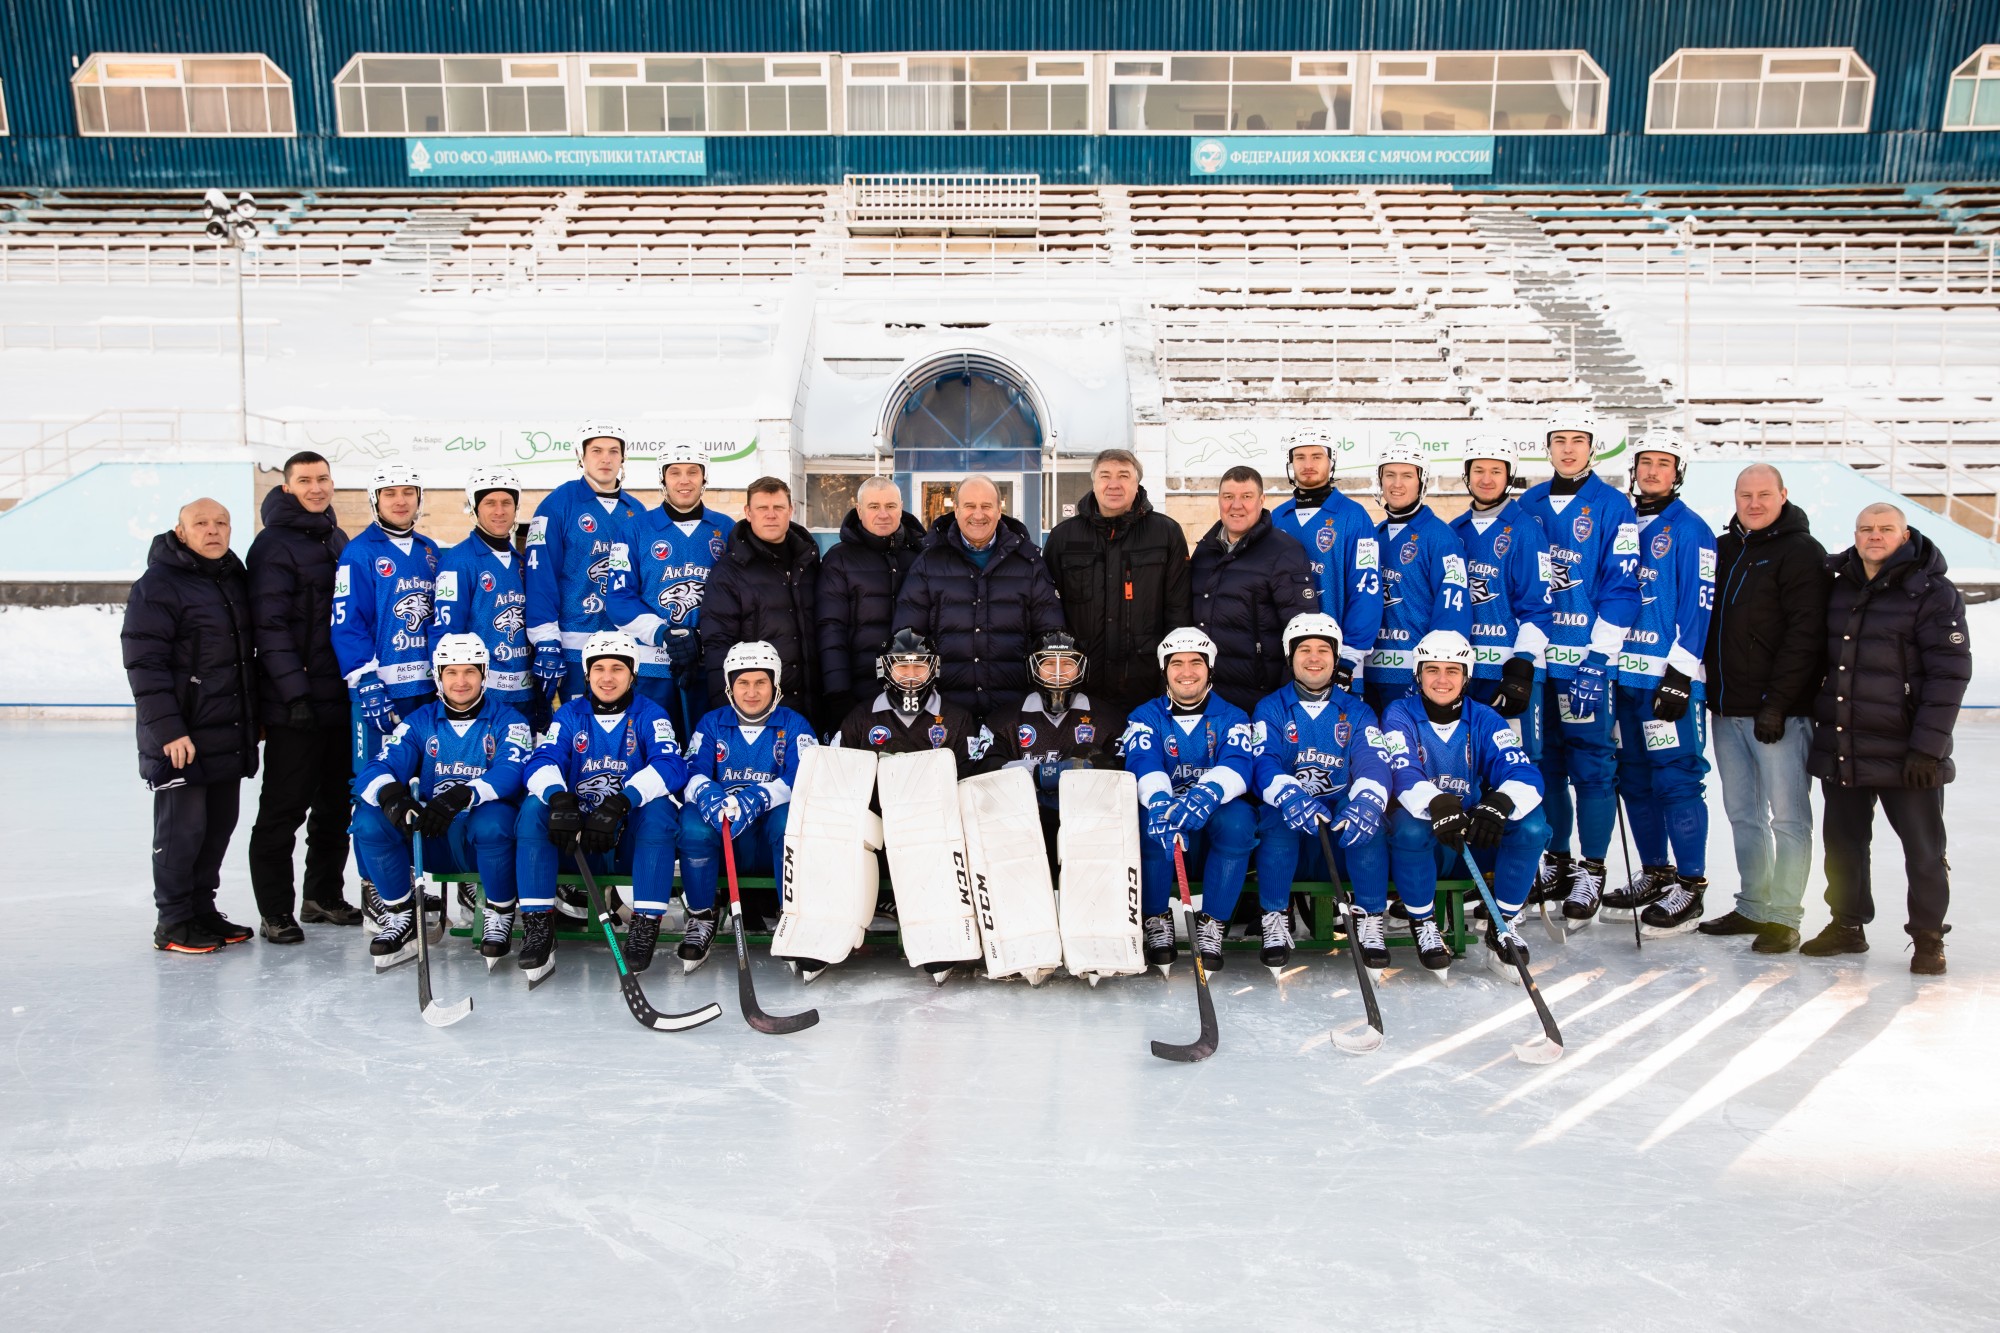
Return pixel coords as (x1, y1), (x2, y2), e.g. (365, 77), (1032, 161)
(1698, 465), (1829, 954)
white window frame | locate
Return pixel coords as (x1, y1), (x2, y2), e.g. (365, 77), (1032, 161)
(1106, 51), (1358, 135)
(1645, 47), (1874, 135)
(842, 52), (1096, 134)
(578, 53), (834, 135)
(1944, 45), (2000, 130)
(0, 78), (8, 137)
(72, 53), (296, 137)
(332, 54), (570, 136)
(1364, 50), (1607, 135)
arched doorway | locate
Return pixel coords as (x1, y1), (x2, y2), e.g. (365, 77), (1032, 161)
(878, 350), (1051, 538)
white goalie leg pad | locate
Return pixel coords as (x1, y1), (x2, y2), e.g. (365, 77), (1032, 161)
(877, 748), (982, 968)
(957, 768), (1063, 984)
(1056, 768), (1146, 981)
(772, 745), (883, 967)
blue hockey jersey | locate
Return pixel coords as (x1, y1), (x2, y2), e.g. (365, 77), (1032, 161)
(524, 477), (649, 659)
(431, 534), (531, 702)
(682, 702), (818, 807)
(1519, 472), (1640, 681)
(604, 503), (733, 678)
(332, 523), (441, 699)
(1369, 506), (1471, 685)
(1619, 497), (1717, 687)
(1450, 499), (1557, 680)
(1269, 488), (1383, 670)
(1380, 696), (1544, 818)
(523, 692), (688, 812)
(1117, 693), (1259, 808)
(1249, 683), (1393, 811)
(354, 697), (534, 808)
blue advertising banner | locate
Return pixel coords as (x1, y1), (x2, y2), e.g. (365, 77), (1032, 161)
(405, 137), (707, 177)
(1189, 136), (1495, 176)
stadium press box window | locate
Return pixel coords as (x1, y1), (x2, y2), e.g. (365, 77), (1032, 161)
(1945, 47), (2000, 130)
(1647, 49), (1873, 133)
(72, 54), (295, 136)
(843, 54), (1092, 134)
(334, 56), (569, 135)
(1107, 54), (1356, 133)
(1366, 52), (1606, 134)
(581, 56), (831, 134)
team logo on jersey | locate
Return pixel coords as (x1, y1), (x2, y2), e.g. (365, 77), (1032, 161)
(479, 571), (496, 593)
(1548, 558), (1580, 594)
(1469, 575), (1496, 606)
(1165, 734), (1179, 758)
(578, 514), (597, 534)
(1651, 531), (1673, 559)
(483, 734), (495, 760)
(492, 604), (525, 637)
(1284, 721), (1299, 743)
(1400, 541), (1418, 565)
(573, 731), (589, 753)
(1017, 724), (1038, 750)
(868, 725), (891, 746)
(1315, 526), (1336, 553)
(709, 535), (726, 558)
(1075, 724), (1094, 744)
(1334, 719), (1352, 746)
(392, 591), (431, 632)
(625, 730), (638, 756)
(969, 727), (994, 761)
(581, 594), (604, 615)
(574, 772), (621, 810)
(1573, 511), (1593, 542)
(586, 555), (613, 589)
(1294, 764), (1332, 795)
(426, 736), (440, 757)
(714, 739), (729, 763)
(927, 723), (948, 747)
(651, 541), (671, 562)
(375, 556), (396, 578)
(658, 580), (704, 623)
(1493, 528), (1512, 556)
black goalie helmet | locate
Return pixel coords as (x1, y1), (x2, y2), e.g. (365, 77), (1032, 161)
(1027, 630), (1087, 713)
(877, 627), (939, 713)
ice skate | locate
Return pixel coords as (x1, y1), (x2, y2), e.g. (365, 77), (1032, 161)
(625, 912), (662, 974)
(1191, 911), (1224, 973)
(1259, 909), (1293, 975)
(1562, 858), (1607, 929)
(1640, 875), (1706, 936)
(1350, 910), (1390, 971)
(517, 910), (556, 987)
(368, 899), (416, 971)
(1603, 863), (1674, 920)
(1410, 913), (1452, 977)
(479, 906), (514, 968)
(1143, 911), (1177, 976)
(678, 908), (718, 974)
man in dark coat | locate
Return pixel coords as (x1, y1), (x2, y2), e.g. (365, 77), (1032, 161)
(1040, 448), (1191, 715)
(700, 476), (822, 726)
(1804, 504), (1969, 975)
(893, 474), (1066, 720)
(816, 475), (926, 729)
(1697, 464), (1829, 953)
(122, 498), (261, 954)
(245, 452), (360, 943)
(1189, 465), (1319, 711)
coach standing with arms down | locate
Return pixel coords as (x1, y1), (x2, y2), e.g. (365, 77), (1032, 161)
(1041, 449), (1190, 716)
(1188, 466), (1319, 712)
(1804, 503), (1969, 976)
(701, 476), (823, 726)
(245, 452), (361, 943)
(123, 499), (261, 954)
(1696, 464), (1827, 954)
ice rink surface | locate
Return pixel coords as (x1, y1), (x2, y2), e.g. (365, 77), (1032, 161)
(3, 720), (1996, 1331)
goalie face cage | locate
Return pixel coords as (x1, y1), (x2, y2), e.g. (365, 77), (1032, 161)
(1029, 646), (1086, 712)
(879, 650), (939, 713)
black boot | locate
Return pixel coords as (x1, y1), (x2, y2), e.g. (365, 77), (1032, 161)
(518, 910), (557, 980)
(626, 913), (662, 974)
(1800, 921), (1868, 957)
(1639, 875), (1706, 935)
(1910, 928), (1947, 976)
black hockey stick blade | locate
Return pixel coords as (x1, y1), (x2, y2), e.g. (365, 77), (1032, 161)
(1460, 848), (1563, 1063)
(720, 815), (817, 1034)
(1150, 836), (1219, 1062)
(1315, 820), (1383, 1055)
(411, 836), (472, 1027)
(571, 849), (721, 1032)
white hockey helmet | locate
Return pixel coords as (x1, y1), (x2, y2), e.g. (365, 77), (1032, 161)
(1157, 626), (1218, 670)
(1375, 438), (1430, 502)
(431, 632), (490, 674)
(463, 465), (522, 514)
(581, 630), (639, 675)
(366, 462), (422, 506)
(1414, 629), (1476, 675)
(1283, 612), (1343, 660)
(1462, 434), (1518, 468)
(1631, 424), (1691, 496)
(1544, 406), (1604, 448)
(576, 422), (629, 455)
(723, 639), (782, 690)
(657, 439), (707, 477)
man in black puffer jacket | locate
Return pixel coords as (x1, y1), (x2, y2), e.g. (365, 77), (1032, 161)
(1041, 448), (1191, 715)
(123, 499), (261, 955)
(894, 475), (1066, 720)
(816, 476), (927, 729)
(701, 476), (822, 725)
(1189, 465), (1319, 711)
(1804, 505), (1969, 975)
(245, 453), (359, 942)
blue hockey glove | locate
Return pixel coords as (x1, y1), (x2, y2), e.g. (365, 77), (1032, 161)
(1274, 782), (1332, 834)
(356, 676), (399, 732)
(730, 782), (772, 828)
(695, 781), (734, 832)
(1168, 781), (1223, 833)
(1336, 789), (1386, 847)
(532, 639), (566, 685)
(1144, 792), (1176, 848)
(1565, 652), (1609, 720)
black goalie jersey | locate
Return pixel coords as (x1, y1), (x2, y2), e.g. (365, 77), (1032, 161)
(834, 690), (998, 779)
(988, 693), (1123, 804)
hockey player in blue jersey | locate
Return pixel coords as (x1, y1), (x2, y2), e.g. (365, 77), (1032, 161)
(1451, 435), (1555, 759)
(604, 440), (733, 742)
(675, 640), (818, 974)
(1268, 427), (1382, 689)
(332, 462), (441, 764)
(1366, 439), (1470, 716)
(1519, 407), (1640, 924)
(525, 423), (649, 703)
(351, 634), (532, 969)
(1597, 427), (1717, 935)
(1118, 627), (1259, 976)
(1380, 631), (1550, 977)
(1249, 613), (1395, 971)
(431, 466), (539, 728)
(515, 631), (687, 981)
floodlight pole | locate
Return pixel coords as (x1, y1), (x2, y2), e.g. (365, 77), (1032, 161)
(1673, 214), (1696, 437)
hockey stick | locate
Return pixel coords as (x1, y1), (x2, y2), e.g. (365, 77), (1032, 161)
(1616, 797), (1641, 951)
(1150, 835), (1219, 1063)
(1315, 818), (1383, 1055)
(570, 848), (722, 1033)
(1459, 845), (1563, 1063)
(720, 814), (819, 1035)
(410, 833), (472, 1027)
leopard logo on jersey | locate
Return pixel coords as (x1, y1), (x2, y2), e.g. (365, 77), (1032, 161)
(657, 579), (705, 624)
(573, 772), (623, 811)
(1469, 574), (1497, 606)
(586, 555), (613, 589)
(491, 604), (525, 638)
(1293, 764), (1333, 795)
(391, 591), (431, 633)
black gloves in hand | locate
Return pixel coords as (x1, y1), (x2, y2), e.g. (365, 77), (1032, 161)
(1652, 666), (1693, 724)
(378, 781), (420, 832)
(286, 699), (316, 729)
(581, 793), (631, 855)
(546, 790), (583, 852)
(1494, 656), (1536, 718)
(1332, 660), (1355, 693)
(1468, 790), (1515, 850)
(418, 783), (475, 840)
(1753, 708), (1787, 745)
(1428, 792), (1471, 851)
(1903, 751), (1943, 790)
